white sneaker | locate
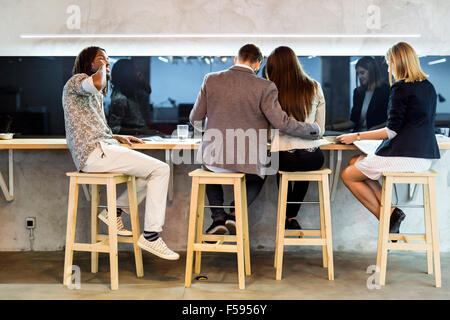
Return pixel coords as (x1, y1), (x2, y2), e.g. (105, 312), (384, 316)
(98, 209), (133, 237)
(137, 235), (180, 260)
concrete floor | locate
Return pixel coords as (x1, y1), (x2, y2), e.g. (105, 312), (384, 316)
(0, 249), (448, 300)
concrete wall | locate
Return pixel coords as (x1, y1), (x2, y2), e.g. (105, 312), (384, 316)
(0, 149), (449, 253)
(1, 0), (450, 56)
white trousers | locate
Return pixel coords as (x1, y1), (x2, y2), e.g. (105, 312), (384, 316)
(83, 142), (170, 233)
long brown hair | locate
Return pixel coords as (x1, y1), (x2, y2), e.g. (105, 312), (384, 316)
(72, 46), (109, 96)
(265, 46), (317, 122)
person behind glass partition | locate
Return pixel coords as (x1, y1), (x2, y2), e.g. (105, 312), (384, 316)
(62, 46), (179, 260)
(327, 56), (390, 132)
(109, 58), (160, 136)
(336, 42), (440, 235)
(266, 46), (325, 230)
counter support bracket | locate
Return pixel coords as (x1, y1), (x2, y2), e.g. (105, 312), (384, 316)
(330, 150), (342, 202)
(165, 149), (174, 204)
(0, 150), (14, 202)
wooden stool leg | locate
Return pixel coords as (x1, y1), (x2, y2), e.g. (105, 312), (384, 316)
(106, 179), (119, 290)
(376, 176), (386, 270)
(378, 177), (393, 286)
(318, 179), (328, 269)
(427, 177), (441, 288)
(234, 179), (246, 289)
(423, 183), (433, 275)
(275, 176), (288, 280)
(194, 183), (205, 275)
(91, 184), (100, 274)
(185, 177), (200, 287)
(241, 177), (251, 276)
(63, 178), (79, 286)
(321, 174), (334, 280)
(127, 177), (144, 278)
(274, 174), (283, 268)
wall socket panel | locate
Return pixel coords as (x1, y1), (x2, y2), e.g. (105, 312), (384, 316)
(26, 217), (36, 229)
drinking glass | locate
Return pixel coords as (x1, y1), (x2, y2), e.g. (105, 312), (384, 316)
(177, 125), (189, 139)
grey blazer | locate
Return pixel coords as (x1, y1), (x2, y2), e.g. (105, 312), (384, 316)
(189, 65), (320, 176)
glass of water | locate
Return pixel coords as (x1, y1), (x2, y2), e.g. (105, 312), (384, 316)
(177, 124), (189, 140)
(438, 127), (449, 137)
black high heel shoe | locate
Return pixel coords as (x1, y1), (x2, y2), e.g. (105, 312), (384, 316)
(389, 207), (406, 242)
(285, 218), (302, 230)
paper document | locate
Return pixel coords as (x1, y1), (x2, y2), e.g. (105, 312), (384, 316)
(318, 138), (335, 146)
(353, 134), (449, 155)
(141, 136), (164, 141)
(353, 140), (383, 155)
(436, 134), (450, 143)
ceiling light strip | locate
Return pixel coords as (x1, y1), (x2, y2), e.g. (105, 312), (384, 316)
(428, 58), (446, 65)
(20, 33), (422, 39)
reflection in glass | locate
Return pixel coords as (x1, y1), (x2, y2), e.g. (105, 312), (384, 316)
(108, 58), (159, 136)
(326, 56), (390, 133)
(421, 56), (450, 128)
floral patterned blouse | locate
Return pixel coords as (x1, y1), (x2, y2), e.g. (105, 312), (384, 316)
(62, 73), (119, 171)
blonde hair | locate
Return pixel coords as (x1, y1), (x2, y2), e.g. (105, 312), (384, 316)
(385, 42), (428, 85)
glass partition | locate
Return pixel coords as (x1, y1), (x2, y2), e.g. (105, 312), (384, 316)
(0, 55), (448, 137)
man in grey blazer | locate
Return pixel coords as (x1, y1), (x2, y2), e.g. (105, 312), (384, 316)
(189, 44), (320, 235)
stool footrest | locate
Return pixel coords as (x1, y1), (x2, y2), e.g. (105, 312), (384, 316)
(73, 242), (110, 253)
(97, 234), (135, 244)
(284, 238), (327, 246)
(285, 230), (321, 237)
(387, 242), (431, 251)
(193, 243), (238, 253)
(98, 205), (130, 209)
(200, 234), (237, 242)
(389, 234), (426, 242)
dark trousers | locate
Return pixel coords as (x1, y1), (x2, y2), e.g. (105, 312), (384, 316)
(276, 148), (325, 219)
(205, 170), (267, 221)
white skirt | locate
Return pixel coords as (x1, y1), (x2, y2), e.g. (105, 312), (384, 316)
(354, 154), (433, 180)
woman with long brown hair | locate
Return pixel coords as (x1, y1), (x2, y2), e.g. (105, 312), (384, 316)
(266, 46), (325, 230)
(337, 42), (440, 234)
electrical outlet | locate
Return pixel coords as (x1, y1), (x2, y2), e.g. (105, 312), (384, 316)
(26, 217), (36, 229)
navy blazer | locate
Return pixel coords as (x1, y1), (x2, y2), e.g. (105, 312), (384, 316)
(375, 79), (440, 159)
(350, 83), (390, 131)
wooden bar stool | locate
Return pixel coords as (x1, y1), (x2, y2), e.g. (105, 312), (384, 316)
(377, 170), (441, 287)
(185, 169), (251, 290)
(63, 172), (144, 290)
(274, 169), (334, 281)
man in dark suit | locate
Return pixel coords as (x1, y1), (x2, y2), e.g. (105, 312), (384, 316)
(190, 44), (321, 235)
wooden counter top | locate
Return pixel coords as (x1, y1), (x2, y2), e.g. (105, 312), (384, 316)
(0, 138), (449, 150)
(0, 138), (200, 150)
